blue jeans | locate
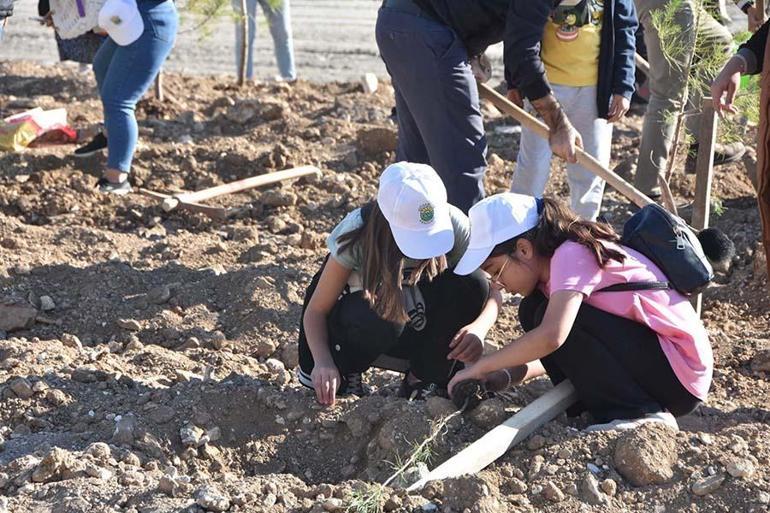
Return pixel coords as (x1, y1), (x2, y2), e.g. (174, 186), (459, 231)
(231, 0), (296, 80)
(375, 7), (486, 213)
(93, 0), (178, 173)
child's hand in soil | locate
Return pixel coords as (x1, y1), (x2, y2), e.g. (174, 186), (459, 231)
(447, 323), (485, 363)
(311, 363), (341, 406)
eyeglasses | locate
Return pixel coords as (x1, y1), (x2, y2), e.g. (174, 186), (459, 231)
(490, 256), (510, 288)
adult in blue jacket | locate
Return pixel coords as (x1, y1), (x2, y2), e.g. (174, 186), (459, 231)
(505, 0), (638, 163)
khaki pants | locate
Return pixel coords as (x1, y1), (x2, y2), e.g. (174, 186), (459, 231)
(634, 0), (732, 195)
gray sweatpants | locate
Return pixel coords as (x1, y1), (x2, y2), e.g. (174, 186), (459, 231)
(633, 0), (732, 195)
(375, 7), (486, 213)
(512, 85), (612, 221)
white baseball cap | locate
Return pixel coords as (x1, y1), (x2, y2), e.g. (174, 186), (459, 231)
(98, 0), (144, 46)
(454, 193), (542, 275)
(377, 162), (454, 259)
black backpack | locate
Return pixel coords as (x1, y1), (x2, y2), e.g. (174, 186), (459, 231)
(598, 204), (727, 296)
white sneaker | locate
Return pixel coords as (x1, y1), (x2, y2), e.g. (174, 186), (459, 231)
(584, 411), (679, 433)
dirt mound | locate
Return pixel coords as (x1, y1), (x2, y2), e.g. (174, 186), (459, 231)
(1, 60), (769, 512)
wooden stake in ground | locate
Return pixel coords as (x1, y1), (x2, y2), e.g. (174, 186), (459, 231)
(478, 83), (655, 209)
(691, 98), (718, 314)
(692, 99), (717, 231)
(154, 70), (164, 102)
(138, 189), (228, 220)
(238, 0), (248, 86)
(161, 166), (322, 212)
(407, 380), (577, 491)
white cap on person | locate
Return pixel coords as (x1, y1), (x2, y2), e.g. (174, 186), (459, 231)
(377, 162), (454, 259)
(454, 193), (542, 275)
(98, 0), (144, 46)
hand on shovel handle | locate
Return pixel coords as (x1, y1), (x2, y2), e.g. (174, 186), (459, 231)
(532, 94), (582, 164)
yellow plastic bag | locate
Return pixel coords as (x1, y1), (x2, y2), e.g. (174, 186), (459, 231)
(0, 119), (41, 151)
(0, 108), (71, 152)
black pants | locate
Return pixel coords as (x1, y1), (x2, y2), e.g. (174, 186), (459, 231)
(519, 291), (700, 423)
(298, 257), (489, 388)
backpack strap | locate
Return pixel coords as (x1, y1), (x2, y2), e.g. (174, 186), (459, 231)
(596, 281), (671, 293)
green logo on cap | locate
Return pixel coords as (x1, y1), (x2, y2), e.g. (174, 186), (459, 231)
(110, 15), (123, 25)
(418, 203), (434, 224)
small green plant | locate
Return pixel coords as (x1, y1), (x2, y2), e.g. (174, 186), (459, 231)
(346, 409), (462, 512)
(182, 0), (232, 38)
(346, 483), (386, 513)
(385, 434), (438, 484)
(712, 197), (727, 217)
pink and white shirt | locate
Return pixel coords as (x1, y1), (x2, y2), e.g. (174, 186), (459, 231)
(543, 241), (713, 400)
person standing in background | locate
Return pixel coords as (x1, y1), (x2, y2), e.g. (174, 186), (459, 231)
(74, 0), (179, 194)
(232, 0), (296, 82)
(632, 0), (749, 199)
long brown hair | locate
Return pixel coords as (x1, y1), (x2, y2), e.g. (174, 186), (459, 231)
(337, 201), (447, 323)
(490, 197), (626, 267)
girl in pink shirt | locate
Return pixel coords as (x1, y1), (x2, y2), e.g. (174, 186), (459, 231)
(450, 193), (711, 430)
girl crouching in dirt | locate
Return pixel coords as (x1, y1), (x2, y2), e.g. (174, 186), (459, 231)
(297, 162), (502, 406)
(448, 193), (711, 431)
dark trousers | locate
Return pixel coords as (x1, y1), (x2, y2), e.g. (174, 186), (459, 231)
(519, 291), (700, 423)
(298, 258), (489, 387)
(375, 6), (486, 213)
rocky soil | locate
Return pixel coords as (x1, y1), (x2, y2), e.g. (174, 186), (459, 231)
(0, 60), (769, 513)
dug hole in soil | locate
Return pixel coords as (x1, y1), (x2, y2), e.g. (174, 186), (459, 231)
(0, 61), (769, 513)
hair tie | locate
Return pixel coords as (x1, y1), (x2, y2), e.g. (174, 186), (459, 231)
(535, 197), (544, 215)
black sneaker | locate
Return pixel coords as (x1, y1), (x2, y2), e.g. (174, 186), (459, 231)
(74, 132), (108, 157)
(397, 373), (447, 401)
(96, 177), (132, 195)
(340, 373), (370, 397)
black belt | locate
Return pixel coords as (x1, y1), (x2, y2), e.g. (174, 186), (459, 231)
(381, 0), (437, 21)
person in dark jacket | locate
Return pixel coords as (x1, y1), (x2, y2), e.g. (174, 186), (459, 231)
(510, 0), (637, 221)
(375, 0), (586, 213)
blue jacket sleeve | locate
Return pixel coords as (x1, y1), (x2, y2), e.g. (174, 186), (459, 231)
(612, 0), (638, 99)
(504, 0), (553, 101)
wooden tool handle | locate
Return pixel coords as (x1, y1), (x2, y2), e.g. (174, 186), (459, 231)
(138, 189), (228, 220)
(478, 83), (655, 209)
(176, 166), (321, 205)
(635, 53), (651, 76)
(407, 380), (577, 491)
